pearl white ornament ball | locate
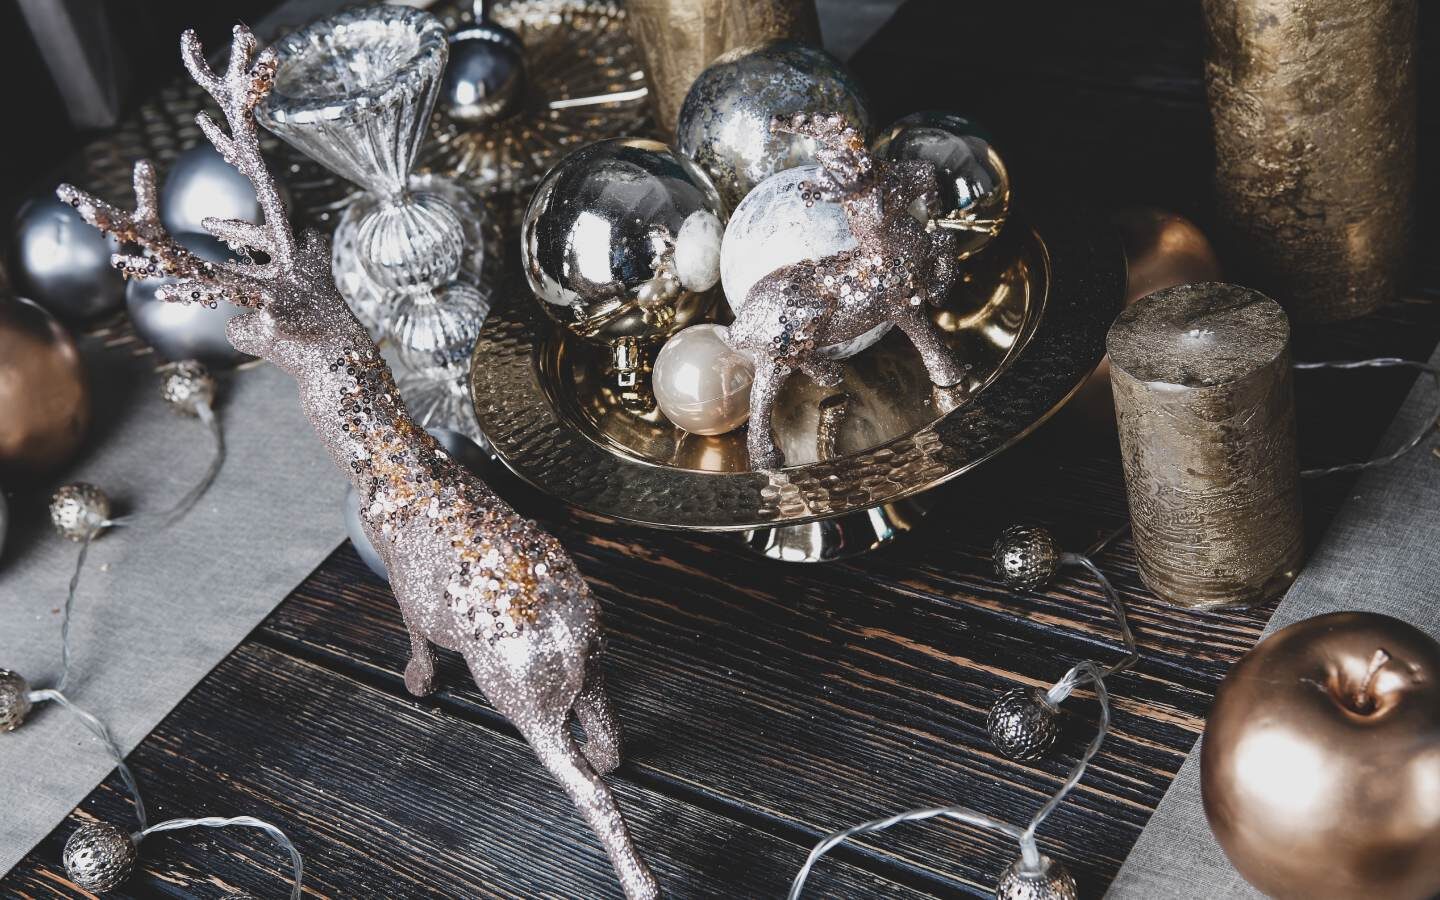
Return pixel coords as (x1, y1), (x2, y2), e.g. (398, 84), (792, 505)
(719, 165), (889, 360)
(652, 324), (755, 436)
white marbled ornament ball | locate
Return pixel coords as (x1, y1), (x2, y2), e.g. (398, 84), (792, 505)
(652, 324), (754, 436)
(719, 165), (889, 359)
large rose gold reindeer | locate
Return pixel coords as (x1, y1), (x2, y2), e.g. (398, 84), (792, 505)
(726, 113), (965, 470)
(58, 26), (659, 900)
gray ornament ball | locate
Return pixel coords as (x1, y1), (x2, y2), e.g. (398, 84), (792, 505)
(676, 40), (869, 211)
(987, 686), (1061, 762)
(442, 18), (526, 124)
(0, 668), (32, 732)
(50, 482), (111, 542)
(995, 855), (1078, 900)
(9, 195), (124, 319)
(159, 360), (217, 417)
(994, 524), (1060, 592)
(63, 821), (138, 894)
(160, 143), (278, 237)
(345, 427), (499, 580)
(126, 232), (253, 366)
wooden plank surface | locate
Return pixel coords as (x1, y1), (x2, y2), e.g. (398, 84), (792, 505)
(8, 0), (1440, 897)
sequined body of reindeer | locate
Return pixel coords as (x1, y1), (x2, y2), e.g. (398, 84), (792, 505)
(58, 27), (658, 900)
(726, 114), (965, 470)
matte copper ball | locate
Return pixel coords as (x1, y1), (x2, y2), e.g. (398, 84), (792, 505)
(1202, 611), (1440, 900)
(994, 525), (1060, 591)
(988, 686), (1060, 761)
(995, 855), (1078, 900)
(62, 821), (137, 893)
(0, 295), (90, 477)
(0, 668), (32, 732)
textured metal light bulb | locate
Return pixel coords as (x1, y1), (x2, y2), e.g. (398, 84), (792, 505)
(993, 524), (1060, 591)
(62, 822), (138, 893)
(987, 686), (1060, 761)
(0, 669), (32, 732)
(49, 483), (111, 542)
(159, 360), (216, 417)
(996, 855), (1078, 900)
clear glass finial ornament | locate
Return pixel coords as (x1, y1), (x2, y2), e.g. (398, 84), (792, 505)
(258, 6), (500, 427)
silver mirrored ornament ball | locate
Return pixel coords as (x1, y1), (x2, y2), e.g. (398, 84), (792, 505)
(159, 360), (216, 417)
(10, 196), (124, 319)
(719, 165), (889, 359)
(49, 482), (111, 542)
(676, 40), (870, 211)
(652, 324), (754, 435)
(0, 668), (31, 731)
(126, 232), (253, 366)
(441, 1), (526, 124)
(987, 686), (1060, 762)
(522, 138), (726, 383)
(996, 855), (1079, 900)
(994, 524), (1060, 592)
(344, 427), (500, 581)
(874, 111), (1011, 260)
(62, 821), (138, 894)
(160, 143), (284, 237)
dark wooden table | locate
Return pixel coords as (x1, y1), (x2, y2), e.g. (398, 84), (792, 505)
(8, 2), (1440, 897)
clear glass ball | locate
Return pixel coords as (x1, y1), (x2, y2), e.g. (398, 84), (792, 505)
(652, 324), (754, 435)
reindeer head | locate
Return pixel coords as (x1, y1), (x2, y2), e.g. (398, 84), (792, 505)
(58, 26), (368, 377)
(772, 112), (874, 203)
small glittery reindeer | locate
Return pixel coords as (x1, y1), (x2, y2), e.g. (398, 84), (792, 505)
(58, 27), (659, 900)
(726, 113), (965, 470)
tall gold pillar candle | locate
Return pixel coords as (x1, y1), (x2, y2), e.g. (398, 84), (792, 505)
(1202, 0), (1417, 323)
(1108, 283), (1302, 608)
(627, 0), (820, 135)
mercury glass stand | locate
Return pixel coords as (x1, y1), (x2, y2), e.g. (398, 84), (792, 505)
(259, 5), (499, 427)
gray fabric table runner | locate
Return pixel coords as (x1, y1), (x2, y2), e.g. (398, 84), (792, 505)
(1107, 338), (1440, 898)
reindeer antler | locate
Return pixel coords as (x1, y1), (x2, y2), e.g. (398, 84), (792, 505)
(773, 112), (873, 199)
(56, 25), (292, 311)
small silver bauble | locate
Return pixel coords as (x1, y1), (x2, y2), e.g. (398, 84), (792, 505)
(159, 360), (216, 417)
(676, 40), (870, 211)
(0, 668), (32, 732)
(995, 855), (1079, 900)
(873, 111), (1011, 259)
(345, 427), (498, 581)
(720, 165), (888, 359)
(994, 524), (1060, 592)
(441, 4), (526, 124)
(160, 143), (283, 237)
(987, 686), (1061, 762)
(62, 821), (138, 893)
(10, 195), (124, 319)
(49, 483), (111, 542)
(652, 324), (755, 435)
(126, 232), (252, 366)
(522, 138), (726, 380)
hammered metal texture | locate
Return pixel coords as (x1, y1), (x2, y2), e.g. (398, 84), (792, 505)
(996, 856), (1079, 900)
(987, 686), (1060, 762)
(62, 822), (138, 894)
(0, 669), (32, 732)
(993, 524), (1060, 592)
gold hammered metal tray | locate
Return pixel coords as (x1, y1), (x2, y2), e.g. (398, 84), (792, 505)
(471, 210), (1124, 533)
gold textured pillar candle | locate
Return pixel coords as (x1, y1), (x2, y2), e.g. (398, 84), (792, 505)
(627, 0), (820, 135)
(1202, 0), (1417, 323)
(1108, 283), (1303, 609)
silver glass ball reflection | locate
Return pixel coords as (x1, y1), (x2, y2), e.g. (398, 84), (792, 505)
(159, 360), (216, 418)
(0, 668), (32, 732)
(442, 16), (526, 124)
(652, 324), (754, 435)
(988, 686), (1061, 762)
(874, 111), (1011, 259)
(160, 143), (279, 237)
(677, 40), (869, 210)
(522, 138), (726, 364)
(996, 855), (1079, 900)
(63, 821), (138, 893)
(994, 524), (1060, 591)
(126, 232), (252, 366)
(10, 196), (124, 320)
(49, 483), (111, 542)
(719, 165), (888, 359)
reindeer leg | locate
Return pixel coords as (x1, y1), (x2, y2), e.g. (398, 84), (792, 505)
(896, 309), (965, 387)
(798, 357), (843, 388)
(393, 591), (437, 697)
(746, 362), (789, 470)
(573, 657), (624, 775)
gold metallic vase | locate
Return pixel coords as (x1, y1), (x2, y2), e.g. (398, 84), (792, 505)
(1108, 283), (1303, 609)
(1202, 0), (1417, 323)
(627, 0), (821, 135)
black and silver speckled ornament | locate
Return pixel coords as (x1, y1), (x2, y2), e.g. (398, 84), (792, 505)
(987, 686), (1061, 762)
(63, 822), (138, 893)
(996, 855), (1078, 900)
(0, 668), (32, 731)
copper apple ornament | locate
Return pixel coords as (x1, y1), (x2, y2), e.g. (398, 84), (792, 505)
(1201, 611), (1440, 900)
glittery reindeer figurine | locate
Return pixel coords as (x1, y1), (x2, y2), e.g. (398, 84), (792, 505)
(57, 26), (659, 900)
(726, 113), (966, 469)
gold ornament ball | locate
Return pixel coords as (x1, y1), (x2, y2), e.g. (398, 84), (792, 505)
(159, 360), (217, 417)
(49, 483), (111, 542)
(0, 295), (90, 477)
(995, 855), (1078, 900)
(62, 822), (138, 893)
(1202, 611), (1440, 900)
